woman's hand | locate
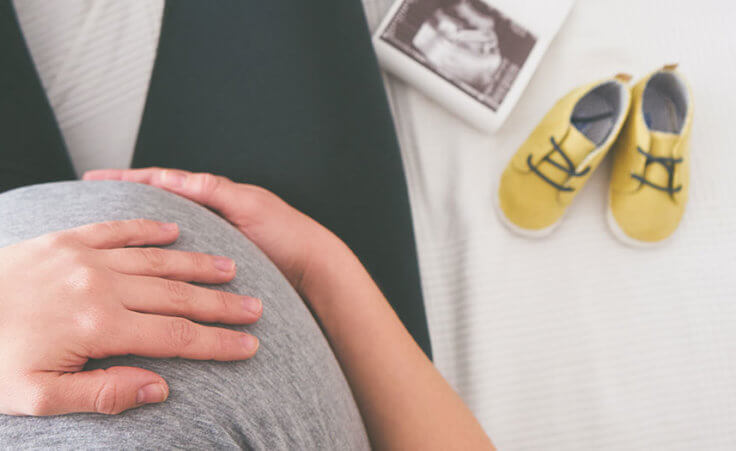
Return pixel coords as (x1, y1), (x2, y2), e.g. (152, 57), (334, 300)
(0, 219), (262, 416)
(84, 168), (493, 449)
(83, 168), (347, 299)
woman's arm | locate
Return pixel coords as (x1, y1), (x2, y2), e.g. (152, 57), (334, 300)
(304, 237), (493, 450)
(85, 168), (493, 449)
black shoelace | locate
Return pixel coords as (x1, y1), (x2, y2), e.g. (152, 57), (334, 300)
(630, 146), (683, 194)
(527, 137), (591, 192)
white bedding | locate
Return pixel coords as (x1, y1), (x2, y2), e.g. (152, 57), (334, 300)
(15, 0), (736, 449)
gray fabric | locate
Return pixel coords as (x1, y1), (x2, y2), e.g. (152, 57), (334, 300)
(642, 72), (689, 133)
(0, 181), (369, 451)
(571, 81), (626, 145)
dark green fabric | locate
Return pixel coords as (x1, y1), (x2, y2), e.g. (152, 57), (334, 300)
(0, 0), (76, 192)
(133, 0), (432, 358)
(0, 0), (432, 358)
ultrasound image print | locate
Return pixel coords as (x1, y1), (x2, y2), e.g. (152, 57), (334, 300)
(381, 0), (536, 111)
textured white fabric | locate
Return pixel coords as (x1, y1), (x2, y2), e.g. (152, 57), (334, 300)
(15, 0), (736, 449)
(366, 1), (736, 450)
(13, 0), (163, 176)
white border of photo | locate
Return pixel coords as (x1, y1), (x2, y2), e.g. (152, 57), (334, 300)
(372, 0), (575, 133)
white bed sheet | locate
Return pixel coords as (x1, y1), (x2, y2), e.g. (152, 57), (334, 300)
(16, 0), (736, 449)
(364, 0), (736, 449)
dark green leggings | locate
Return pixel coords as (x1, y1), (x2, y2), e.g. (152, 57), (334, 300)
(0, 0), (431, 357)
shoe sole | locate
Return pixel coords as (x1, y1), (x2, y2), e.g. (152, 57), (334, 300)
(493, 184), (562, 238)
(605, 202), (672, 248)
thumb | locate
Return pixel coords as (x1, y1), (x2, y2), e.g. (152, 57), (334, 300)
(29, 367), (169, 416)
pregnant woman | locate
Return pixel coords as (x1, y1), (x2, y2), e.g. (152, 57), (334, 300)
(0, 0), (491, 449)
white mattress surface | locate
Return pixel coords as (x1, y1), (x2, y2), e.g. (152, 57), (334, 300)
(15, 0), (736, 449)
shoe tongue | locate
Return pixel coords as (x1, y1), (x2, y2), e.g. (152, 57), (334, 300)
(644, 131), (680, 188)
(544, 126), (596, 185)
(649, 131), (679, 156)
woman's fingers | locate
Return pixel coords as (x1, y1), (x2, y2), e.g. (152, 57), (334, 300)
(84, 168), (267, 222)
(104, 247), (236, 284)
(61, 219), (179, 249)
(119, 275), (262, 325)
(112, 311), (259, 361)
(83, 168), (322, 294)
(83, 168), (157, 184)
(20, 367), (168, 416)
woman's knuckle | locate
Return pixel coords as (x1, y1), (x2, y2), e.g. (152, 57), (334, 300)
(72, 305), (108, 340)
(63, 245), (90, 265)
(168, 318), (197, 348)
(130, 218), (151, 235)
(139, 248), (166, 271)
(189, 252), (207, 271)
(215, 290), (231, 312)
(197, 173), (222, 198)
(249, 184), (275, 198)
(99, 221), (122, 237)
(93, 378), (121, 415)
(243, 186), (280, 215)
(40, 231), (71, 249)
(216, 329), (234, 353)
(65, 266), (104, 296)
(165, 280), (191, 306)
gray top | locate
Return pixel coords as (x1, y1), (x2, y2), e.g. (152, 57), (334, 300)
(0, 181), (369, 450)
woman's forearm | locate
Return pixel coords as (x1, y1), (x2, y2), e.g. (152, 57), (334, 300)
(302, 243), (493, 450)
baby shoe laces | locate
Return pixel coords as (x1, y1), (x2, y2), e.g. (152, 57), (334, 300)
(630, 146), (683, 194)
(527, 137), (591, 192)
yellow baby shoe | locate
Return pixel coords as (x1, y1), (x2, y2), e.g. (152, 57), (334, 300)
(608, 65), (693, 246)
(497, 74), (632, 237)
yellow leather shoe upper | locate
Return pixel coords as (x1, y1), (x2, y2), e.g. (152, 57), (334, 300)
(498, 76), (631, 233)
(608, 66), (693, 244)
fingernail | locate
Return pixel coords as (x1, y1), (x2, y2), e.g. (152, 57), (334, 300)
(213, 256), (235, 272)
(160, 222), (178, 232)
(137, 383), (167, 404)
(241, 335), (259, 352)
(162, 170), (186, 188)
(242, 297), (262, 315)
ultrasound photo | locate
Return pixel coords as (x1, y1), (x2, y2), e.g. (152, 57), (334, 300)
(381, 0), (537, 111)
